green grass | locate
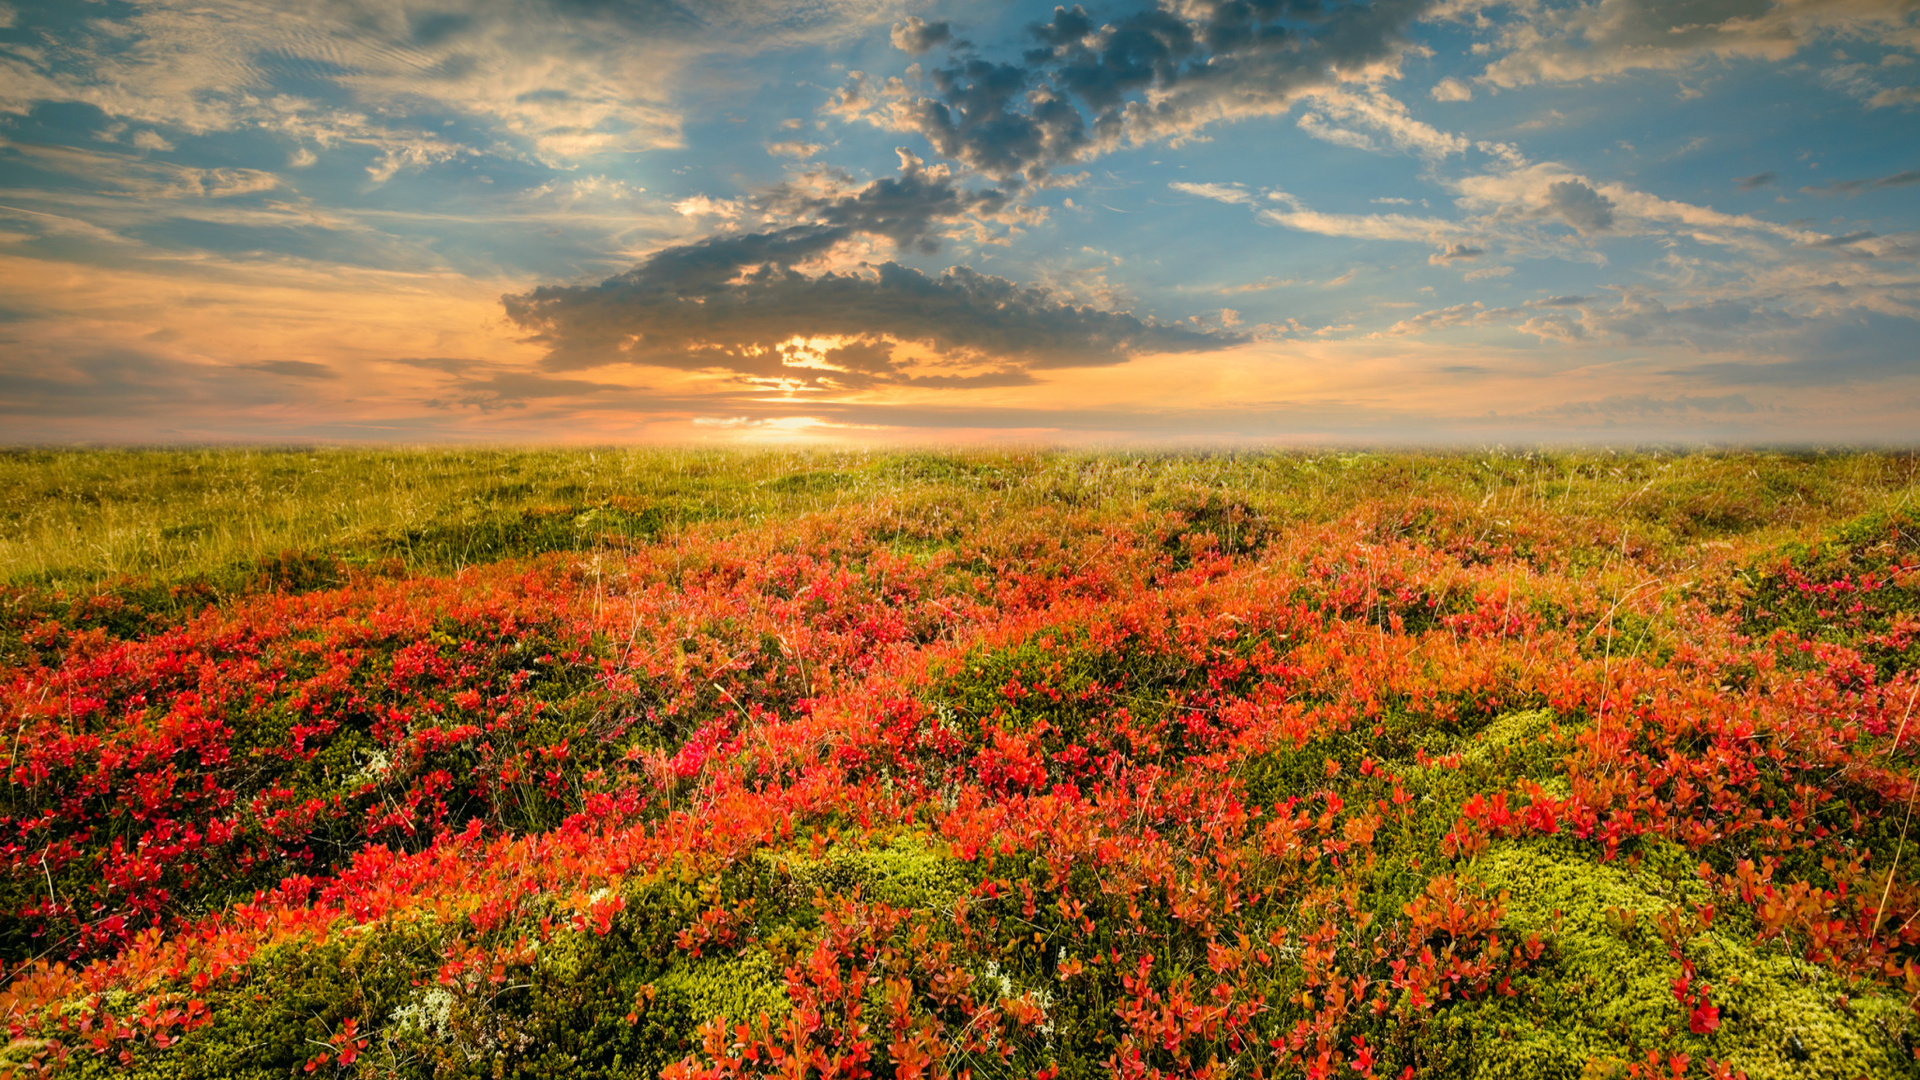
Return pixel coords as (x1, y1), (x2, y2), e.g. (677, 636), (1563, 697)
(3, 447), (1915, 593)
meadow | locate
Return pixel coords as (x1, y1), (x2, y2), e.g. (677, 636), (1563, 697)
(1, 446), (1918, 1080)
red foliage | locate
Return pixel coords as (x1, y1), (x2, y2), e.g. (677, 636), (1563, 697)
(2, 500), (1917, 1077)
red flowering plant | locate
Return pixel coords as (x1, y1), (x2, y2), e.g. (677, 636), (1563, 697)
(1, 454), (1917, 1079)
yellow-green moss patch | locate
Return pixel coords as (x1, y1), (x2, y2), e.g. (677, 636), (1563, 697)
(1440, 842), (1920, 1080)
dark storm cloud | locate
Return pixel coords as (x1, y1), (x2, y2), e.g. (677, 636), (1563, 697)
(838, 0), (1431, 184)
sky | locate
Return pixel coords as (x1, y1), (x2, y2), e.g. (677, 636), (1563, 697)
(0, 0), (1916, 445)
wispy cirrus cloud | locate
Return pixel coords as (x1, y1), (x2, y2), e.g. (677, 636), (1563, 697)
(1801, 168), (1920, 195)
(1465, 0), (1920, 91)
(0, 0), (909, 166)
(0, 136), (279, 199)
(1293, 86), (1471, 160)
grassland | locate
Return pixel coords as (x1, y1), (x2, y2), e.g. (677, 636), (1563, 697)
(5, 446), (1912, 588)
(2, 447), (1918, 1080)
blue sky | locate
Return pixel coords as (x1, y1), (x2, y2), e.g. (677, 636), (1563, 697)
(0, 0), (1915, 444)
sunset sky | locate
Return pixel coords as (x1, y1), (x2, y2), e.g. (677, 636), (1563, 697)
(0, 0), (1916, 444)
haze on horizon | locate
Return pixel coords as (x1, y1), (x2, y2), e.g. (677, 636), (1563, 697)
(0, 0), (1916, 446)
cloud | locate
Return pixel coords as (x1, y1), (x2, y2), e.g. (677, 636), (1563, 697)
(0, 347), (318, 421)
(1543, 179), (1614, 233)
(673, 195), (746, 220)
(242, 360), (339, 380)
(1807, 230), (1878, 248)
(0, 138), (280, 200)
(427, 371), (649, 411)
(1219, 276), (1297, 294)
(831, 0), (1432, 183)
(767, 140), (826, 159)
(1445, 160), (1833, 252)
(1294, 87), (1471, 159)
(1256, 188), (1474, 248)
(1801, 168), (1920, 195)
(1822, 60), (1920, 109)
(1430, 76), (1472, 102)
(754, 150), (1031, 251)
(1376, 289), (1826, 355)
(0, 0), (906, 166)
(1472, 0), (1920, 90)
(1382, 300), (1518, 336)
(890, 16), (952, 54)
(385, 356), (484, 374)
(506, 246), (1234, 385)
(1678, 310), (1920, 386)
(1521, 291), (1802, 349)
(1529, 393), (1761, 419)
(1428, 242), (1483, 264)
(1191, 155), (1901, 330)
(1735, 171), (1776, 191)
(505, 250), (1235, 384)
(1168, 181), (1256, 206)
(502, 155), (1238, 385)
(1205, 159), (1795, 269)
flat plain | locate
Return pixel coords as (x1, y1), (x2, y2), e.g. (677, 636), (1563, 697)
(2, 447), (1918, 1080)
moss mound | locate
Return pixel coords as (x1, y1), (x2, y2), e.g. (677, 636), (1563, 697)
(1428, 843), (1920, 1080)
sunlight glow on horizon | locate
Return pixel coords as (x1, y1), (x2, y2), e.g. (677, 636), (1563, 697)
(0, 0), (1916, 444)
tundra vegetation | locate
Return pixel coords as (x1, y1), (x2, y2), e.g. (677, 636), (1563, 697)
(1, 447), (1918, 1079)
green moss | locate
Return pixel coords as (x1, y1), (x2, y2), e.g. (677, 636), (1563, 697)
(1463, 709), (1557, 758)
(1417, 842), (1920, 1080)
(70, 924), (442, 1080)
(1456, 708), (1568, 788)
(653, 946), (790, 1027)
(758, 832), (973, 914)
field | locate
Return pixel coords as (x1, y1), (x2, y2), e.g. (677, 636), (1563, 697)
(2, 447), (1919, 1080)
